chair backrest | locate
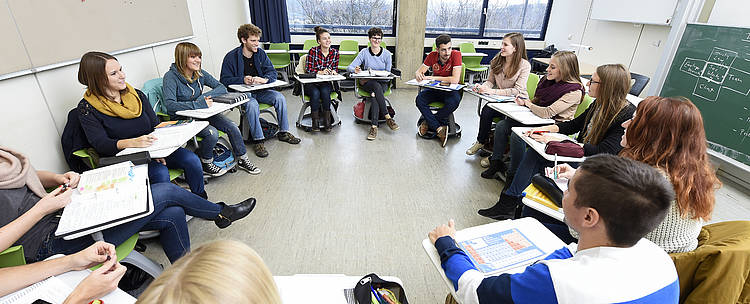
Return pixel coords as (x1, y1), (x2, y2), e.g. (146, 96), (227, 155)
(295, 55), (308, 75)
(460, 63), (466, 84)
(142, 78), (165, 114)
(527, 73), (540, 99)
(431, 42), (436, 51)
(367, 41), (387, 48)
(0, 245), (26, 268)
(575, 94), (594, 118)
(459, 42), (476, 54)
(629, 72), (650, 96)
(339, 40), (358, 52)
(303, 39), (318, 51)
(267, 43), (291, 67)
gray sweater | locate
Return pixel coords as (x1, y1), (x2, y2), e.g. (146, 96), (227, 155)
(346, 47), (392, 73)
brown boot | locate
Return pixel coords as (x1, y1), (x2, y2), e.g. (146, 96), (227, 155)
(322, 110), (332, 132)
(310, 111), (320, 132)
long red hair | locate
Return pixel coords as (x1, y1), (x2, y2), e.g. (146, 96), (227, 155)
(619, 96), (720, 220)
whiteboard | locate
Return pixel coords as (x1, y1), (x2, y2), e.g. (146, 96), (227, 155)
(0, 0), (192, 77)
(590, 0), (679, 25)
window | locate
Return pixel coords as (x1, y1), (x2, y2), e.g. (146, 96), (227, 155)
(426, 0), (552, 39)
(286, 0), (396, 35)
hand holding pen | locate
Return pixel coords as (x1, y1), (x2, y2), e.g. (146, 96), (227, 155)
(514, 95), (528, 106)
(131, 134), (157, 148)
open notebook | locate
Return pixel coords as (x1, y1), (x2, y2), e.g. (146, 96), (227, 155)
(55, 162), (153, 240)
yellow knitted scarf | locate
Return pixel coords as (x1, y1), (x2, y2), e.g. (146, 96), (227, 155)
(83, 83), (143, 119)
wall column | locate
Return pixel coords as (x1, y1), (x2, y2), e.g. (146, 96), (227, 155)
(395, 0), (428, 87)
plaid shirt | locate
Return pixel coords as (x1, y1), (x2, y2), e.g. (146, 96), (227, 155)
(306, 46), (339, 73)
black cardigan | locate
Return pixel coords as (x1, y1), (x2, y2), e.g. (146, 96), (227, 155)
(556, 102), (636, 156)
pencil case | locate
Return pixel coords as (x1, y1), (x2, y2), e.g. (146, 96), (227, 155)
(354, 273), (409, 304)
(298, 73), (316, 79)
(544, 140), (584, 158)
(531, 174), (564, 208)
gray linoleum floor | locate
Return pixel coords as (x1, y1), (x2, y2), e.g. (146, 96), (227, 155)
(140, 86), (750, 304)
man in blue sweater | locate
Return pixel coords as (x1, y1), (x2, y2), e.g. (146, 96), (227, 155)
(220, 24), (300, 158)
(429, 154), (679, 304)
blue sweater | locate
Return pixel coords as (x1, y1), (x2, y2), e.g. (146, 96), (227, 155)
(162, 63), (228, 117)
(77, 89), (159, 157)
(346, 47), (392, 73)
(220, 46), (277, 87)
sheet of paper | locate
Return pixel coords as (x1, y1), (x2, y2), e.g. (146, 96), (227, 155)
(405, 79), (431, 86)
(0, 276), (72, 304)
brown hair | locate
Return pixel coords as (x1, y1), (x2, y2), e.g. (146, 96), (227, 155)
(367, 27), (383, 39)
(313, 26), (329, 42)
(78, 51), (124, 99)
(174, 42), (203, 82)
(619, 96), (720, 220)
(581, 64), (630, 145)
(574, 154), (674, 247)
(489, 32), (527, 78)
(237, 24), (262, 43)
(435, 34), (451, 48)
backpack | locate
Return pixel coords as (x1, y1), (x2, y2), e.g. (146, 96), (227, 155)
(212, 140), (235, 170)
(259, 117), (279, 139)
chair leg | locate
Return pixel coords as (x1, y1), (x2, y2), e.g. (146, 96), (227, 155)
(120, 250), (163, 279)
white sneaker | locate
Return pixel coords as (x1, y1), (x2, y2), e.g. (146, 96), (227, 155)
(466, 141), (484, 155)
(480, 156), (491, 168)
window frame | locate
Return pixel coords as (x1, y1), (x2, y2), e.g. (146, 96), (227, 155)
(287, 0), (399, 37)
(424, 0), (554, 41)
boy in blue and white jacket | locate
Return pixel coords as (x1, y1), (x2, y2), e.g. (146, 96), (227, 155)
(429, 154), (679, 304)
(220, 24), (300, 158)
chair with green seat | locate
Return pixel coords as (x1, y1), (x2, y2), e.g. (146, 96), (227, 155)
(0, 245), (25, 268)
(303, 39), (318, 51)
(527, 73), (540, 99)
(416, 63), (466, 138)
(352, 67), (401, 124)
(575, 94), (594, 118)
(294, 55), (343, 132)
(367, 41), (387, 48)
(338, 40), (359, 71)
(267, 43), (291, 83)
(460, 42), (488, 85)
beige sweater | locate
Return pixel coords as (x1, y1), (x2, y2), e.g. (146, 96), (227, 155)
(480, 59), (531, 98)
(527, 89), (582, 122)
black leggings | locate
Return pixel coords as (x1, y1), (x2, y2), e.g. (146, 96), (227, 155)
(360, 80), (389, 126)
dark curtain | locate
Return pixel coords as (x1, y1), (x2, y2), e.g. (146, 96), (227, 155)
(249, 0), (291, 43)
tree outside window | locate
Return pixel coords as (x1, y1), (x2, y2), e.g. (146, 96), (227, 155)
(286, 0), (396, 35)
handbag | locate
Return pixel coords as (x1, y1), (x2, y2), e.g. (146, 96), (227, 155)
(531, 174), (564, 208)
(354, 273), (409, 304)
(544, 140), (584, 158)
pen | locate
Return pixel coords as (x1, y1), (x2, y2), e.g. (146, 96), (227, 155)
(370, 286), (385, 304)
(554, 154), (558, 179)
(532, 130), (549, 135)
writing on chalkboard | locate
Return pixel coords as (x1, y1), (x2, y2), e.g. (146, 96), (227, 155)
(679, 47), (750, 102)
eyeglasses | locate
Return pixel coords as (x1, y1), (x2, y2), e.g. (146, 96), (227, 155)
(371, 37), (382, 41)
(589, 80), (600, 85)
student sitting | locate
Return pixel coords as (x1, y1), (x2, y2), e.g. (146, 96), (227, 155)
(479, 64), (635, 220)
(479, 51), (583, 180)
(138, 240), (281, 303)
(415, 34), (463, 147)
(163, 42), (260, 175)
(220, 24), (301, 158)
(0, 241), (126, 301)
(305, 26), (340, 132)
(552, 96), (721, 252)
(347, 27), (399, 140)
(466, 33), (530, 156)
(429, 154), (679, 304)
(77, 51), (208, 198)
(0, 147), (256, 264)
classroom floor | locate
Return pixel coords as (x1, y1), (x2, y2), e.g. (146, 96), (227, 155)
(140, 86), (750, 303)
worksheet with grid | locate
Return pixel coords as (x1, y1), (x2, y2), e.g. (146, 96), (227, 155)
(458, 228), (545, 274)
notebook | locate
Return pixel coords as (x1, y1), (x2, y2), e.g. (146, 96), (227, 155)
(212, 92), (248, 104)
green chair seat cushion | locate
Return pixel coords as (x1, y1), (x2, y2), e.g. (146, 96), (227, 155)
(466, 66), (488, 72)
(428, 101), (445, 108)
(357, 87), (392, 98)
(0, 245), (26, 267)
(258, 103), (273, 111)
(304, 92), (339, 101)
(196, 130), (227, 142)
(90, 234), (138, 270)
(273, 64), (289, 69)
(168, 169), (183, 181)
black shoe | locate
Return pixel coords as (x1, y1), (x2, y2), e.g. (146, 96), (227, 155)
(478, 193), (521, 220)
(481, 159), (507, 179)
(322, 110), (332, 132)
(311, 111), (320, 132)
(214, 198), (256, 229)
(197, 191), (208, 200)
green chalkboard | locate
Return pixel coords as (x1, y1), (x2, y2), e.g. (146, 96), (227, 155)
(661, 23), (750, 166)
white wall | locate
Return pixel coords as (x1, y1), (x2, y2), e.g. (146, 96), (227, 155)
(544, 0), (674, 96)
(707, 0), (750, 27)
(0, 0), (247, 172)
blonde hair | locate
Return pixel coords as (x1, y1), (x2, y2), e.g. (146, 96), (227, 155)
(174, 42), (203, 82)
(489, 32), (527, 78)
(582, 64), (630, 145)
(550, 51), (583, 86)
(137, 240), (282, 304)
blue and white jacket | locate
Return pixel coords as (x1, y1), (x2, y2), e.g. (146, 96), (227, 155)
(436, 236), (679, 304)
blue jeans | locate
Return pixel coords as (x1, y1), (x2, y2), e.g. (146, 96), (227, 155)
(415, 89), (461, 131)
(245, 89), (290, 141)
(504, 134), (580, 197)
(196, 114), (247, 159)
(489, 118), (523, 161)
(148, 147), (204, 196)
(304, 83), (333, 113)
(35, 182), (222, 263)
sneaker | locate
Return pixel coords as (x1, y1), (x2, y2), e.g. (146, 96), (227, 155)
(480, 156), (491, 168)
(436, 126), (448, 147)
(367, 126), (378, 140)
(202, 161), (227, 177)
(385, 118), (400, 131)
(237, 155), (261, 175)
(253, 142), (269, 158)
(418, 121), (429, 137)
(466, 141), (483, 155)
(278, 132), (301, 144)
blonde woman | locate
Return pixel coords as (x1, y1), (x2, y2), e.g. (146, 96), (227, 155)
(479, 64), (635, 220)
(137, 240), (281, 304)
(479, 51), (584, 180)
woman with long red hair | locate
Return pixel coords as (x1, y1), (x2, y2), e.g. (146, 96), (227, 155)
(556, 96), (721, 252)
